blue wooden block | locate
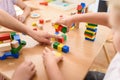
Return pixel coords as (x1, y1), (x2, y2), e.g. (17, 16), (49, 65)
(62, 45), (69, 53)
(86, 28), (97, 32)
(81, 3), (86, 8)
(13, 34), (21, 44)
(55, 32), (59, 34)
(4, 52), (19, 58)
(0, 55), (6, 60)
(85, 37), (95, 41)
(12, 53), (19, 58)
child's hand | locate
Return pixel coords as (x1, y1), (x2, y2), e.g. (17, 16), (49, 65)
(53, 16), (74, 31)
(42, 47), (63, 65)
(29, 30), (59, 45)
(17, 14), (26, 23)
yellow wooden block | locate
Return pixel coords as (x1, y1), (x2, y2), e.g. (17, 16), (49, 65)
(58, 44), (64, 52)
(32, 22), (37, 26)
(51, 38), (55, 42)
(55, 52), (62, 57)
(70, 26), (75, 30)
(85, 30), (96, 34)
(0, 41), (3, 44)
(54, 24), (59, 29)
(86, 25), (97, 29)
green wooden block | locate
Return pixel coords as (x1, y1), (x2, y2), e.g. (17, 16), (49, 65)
(10, 32), (16, 39)
(61, 34), (67, 41)
(53, 42), (60, 49)
(61, 27), (67, 33)
(88, 23), (97, 26)
(11, 44), (23, 54)
(21, 40), (26, 46)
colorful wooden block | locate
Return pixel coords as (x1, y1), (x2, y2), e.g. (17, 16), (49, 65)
(32, 22), (37, 26)
(39, 1), (48, 6)
(86, 25), (97, 29)
(0, 43), (11, 52)
(0, 41), (3, 44)
(85, 34), (96, 39)
(0, 33), (10, 41)
(62, 45), (69, 53)
(13, 34), (21, 44)
(86, 28), (97, 32)
(85, 37), (95, 41)
(39, 19), (44, 24)
(61, 34), (67, 41)
(88, 23), (97, 26)
(54, 24), (59, 29)
(61, 27), (67, 33)
(81, 3), (86, 8)
(53, 42), (60, 49)
(11, 40), (19, 48)
(58, 25), (63, 31)
(58, 44), (64, 52)
(57, 37), (64, 43)
(10, 32), (16, 39)
(11, 43), (23, 54)
(84, 30), (96, 36)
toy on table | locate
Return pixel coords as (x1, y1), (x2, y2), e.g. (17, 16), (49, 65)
(31, 13), (40, 18)
(84, 23), (98, 41)
(77, 2), (86, 14)
(53, 24), (67, 34)
(51, 33), (67, 43)
(0, 32), (26, 60)
(52, 24), (69, 54)
(53, 42), (69, 53)
(32, 18), (51, 30)
(75, 2), (86, 28)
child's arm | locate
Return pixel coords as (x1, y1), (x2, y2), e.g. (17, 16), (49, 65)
(55, 12), (111, 29)
(0, 9), (57, 44)
(43, 47), (65, 80)
(16, 0), (31, 22)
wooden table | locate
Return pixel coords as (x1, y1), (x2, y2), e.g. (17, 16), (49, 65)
(0, 1), (110, 80)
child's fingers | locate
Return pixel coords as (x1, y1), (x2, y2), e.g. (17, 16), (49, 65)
(45, 47), (51, 53)
(40, 38), (51, 45)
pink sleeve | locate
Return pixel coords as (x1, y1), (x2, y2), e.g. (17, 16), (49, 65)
(12, 0), (17, 4)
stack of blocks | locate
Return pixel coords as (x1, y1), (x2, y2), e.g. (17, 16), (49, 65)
(0, 32), (26, 60)
(84, 23), (98, 41)
(53, 24), (67, 34)
(52, 24), (69, 54)
(53, 42), (69, 53)
(77, 3), (86, 14)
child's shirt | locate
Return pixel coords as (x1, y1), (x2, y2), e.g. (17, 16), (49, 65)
(0, 0), (17, 17)
(104, 52), (120, 80)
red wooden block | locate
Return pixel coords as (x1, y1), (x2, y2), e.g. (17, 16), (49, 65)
(33, 28), (38, 31)
(39, 19), (44, 24)
(0, 33), (10, 41)
(55, 29), (59, 32)
(39, 1), (48, 6)
(58, 25), (63, 31)
(57, 37), (64, 43)
(77, 5), (82, 10)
